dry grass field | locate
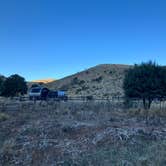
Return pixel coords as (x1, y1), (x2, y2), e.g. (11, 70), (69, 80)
(1, 99), (166, 165)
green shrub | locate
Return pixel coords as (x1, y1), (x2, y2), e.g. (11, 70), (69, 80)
(79, 80), (85, 85)
(86, 95), (93, 101)
(0, 113), (9, 122)
(72, 77), (79, 84)
(92, 76), (103, 83)
(82, 86), (89, 91)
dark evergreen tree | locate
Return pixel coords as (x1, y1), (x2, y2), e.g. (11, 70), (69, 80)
(2, 74), (27, 97)
(123, 61), (166, 109)
(0, 75), (5, 95)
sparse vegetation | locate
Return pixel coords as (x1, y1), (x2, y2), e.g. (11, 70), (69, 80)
(0, 98), (166, 165)
(46, 64), (129, 98)
(72, 140), (166, 166)
(59, 84), (69, 91)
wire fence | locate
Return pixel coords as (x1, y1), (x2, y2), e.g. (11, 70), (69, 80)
(1, 96), (166, 111)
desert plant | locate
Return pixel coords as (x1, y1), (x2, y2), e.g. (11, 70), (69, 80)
(72, 77), (79, 84)
(0, 113), (9, 122)
(86, 71), (89, 74)
(86, 95), (93, 101)
(81, 85), (89, 91)
(92, 76), (103, 83)
(75, 88), (82, 94)
(79, 80), (85, 85)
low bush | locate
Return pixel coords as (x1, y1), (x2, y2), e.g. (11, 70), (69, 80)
(0, 113), (9, 122)
(92, 76), (103, 83)
(86, 95), (93, 101)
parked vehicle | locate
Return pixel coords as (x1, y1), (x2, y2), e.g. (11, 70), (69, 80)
(29, 87), (49, 100)
(47, 90), (68, 101)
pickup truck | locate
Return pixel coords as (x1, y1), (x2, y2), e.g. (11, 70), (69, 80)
(29, 87), (49, 100)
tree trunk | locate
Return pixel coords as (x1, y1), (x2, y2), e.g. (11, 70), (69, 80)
(143, 98), (146, 109)
(142, 98), (152, 125)
(148, 98), (152, 109)
(143, 98), (152, 110)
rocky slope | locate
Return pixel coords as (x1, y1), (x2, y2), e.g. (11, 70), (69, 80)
(46, 64), (131, 98)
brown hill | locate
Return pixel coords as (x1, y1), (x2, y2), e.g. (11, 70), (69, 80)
(31, 78), (55, 84)
(27, 78), (55, 89)
(46, 64), (131, 98)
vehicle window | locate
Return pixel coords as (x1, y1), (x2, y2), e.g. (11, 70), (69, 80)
(31, 88), (41, 93)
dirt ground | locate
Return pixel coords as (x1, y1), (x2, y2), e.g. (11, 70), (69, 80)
(1, 100), (166, 166)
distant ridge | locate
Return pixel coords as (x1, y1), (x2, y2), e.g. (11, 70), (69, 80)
(31, 78), (55, 84)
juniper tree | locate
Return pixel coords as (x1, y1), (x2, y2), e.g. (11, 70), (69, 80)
(123, 61), (166, 109)
(2, 74), (27, 97)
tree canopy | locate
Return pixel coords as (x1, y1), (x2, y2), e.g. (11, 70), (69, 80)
(123, 61), (166, 109)
(2, 74), (27, 97)
(0, 75), (5, 95)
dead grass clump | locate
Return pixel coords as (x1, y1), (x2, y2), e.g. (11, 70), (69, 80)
(0, 138), (16, 165)
(128, 108), (141, 117)
(148, 109), (166, 118)
(127, 108), (166, 118)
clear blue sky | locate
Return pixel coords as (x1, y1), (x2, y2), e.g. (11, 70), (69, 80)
(0, 0), (165, 81)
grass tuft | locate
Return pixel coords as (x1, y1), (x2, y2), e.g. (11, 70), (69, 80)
(0, 113), (9, 122)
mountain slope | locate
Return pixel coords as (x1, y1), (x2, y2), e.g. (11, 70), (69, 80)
(46, 64), (131, 98)
(31, 78), (55, 84)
